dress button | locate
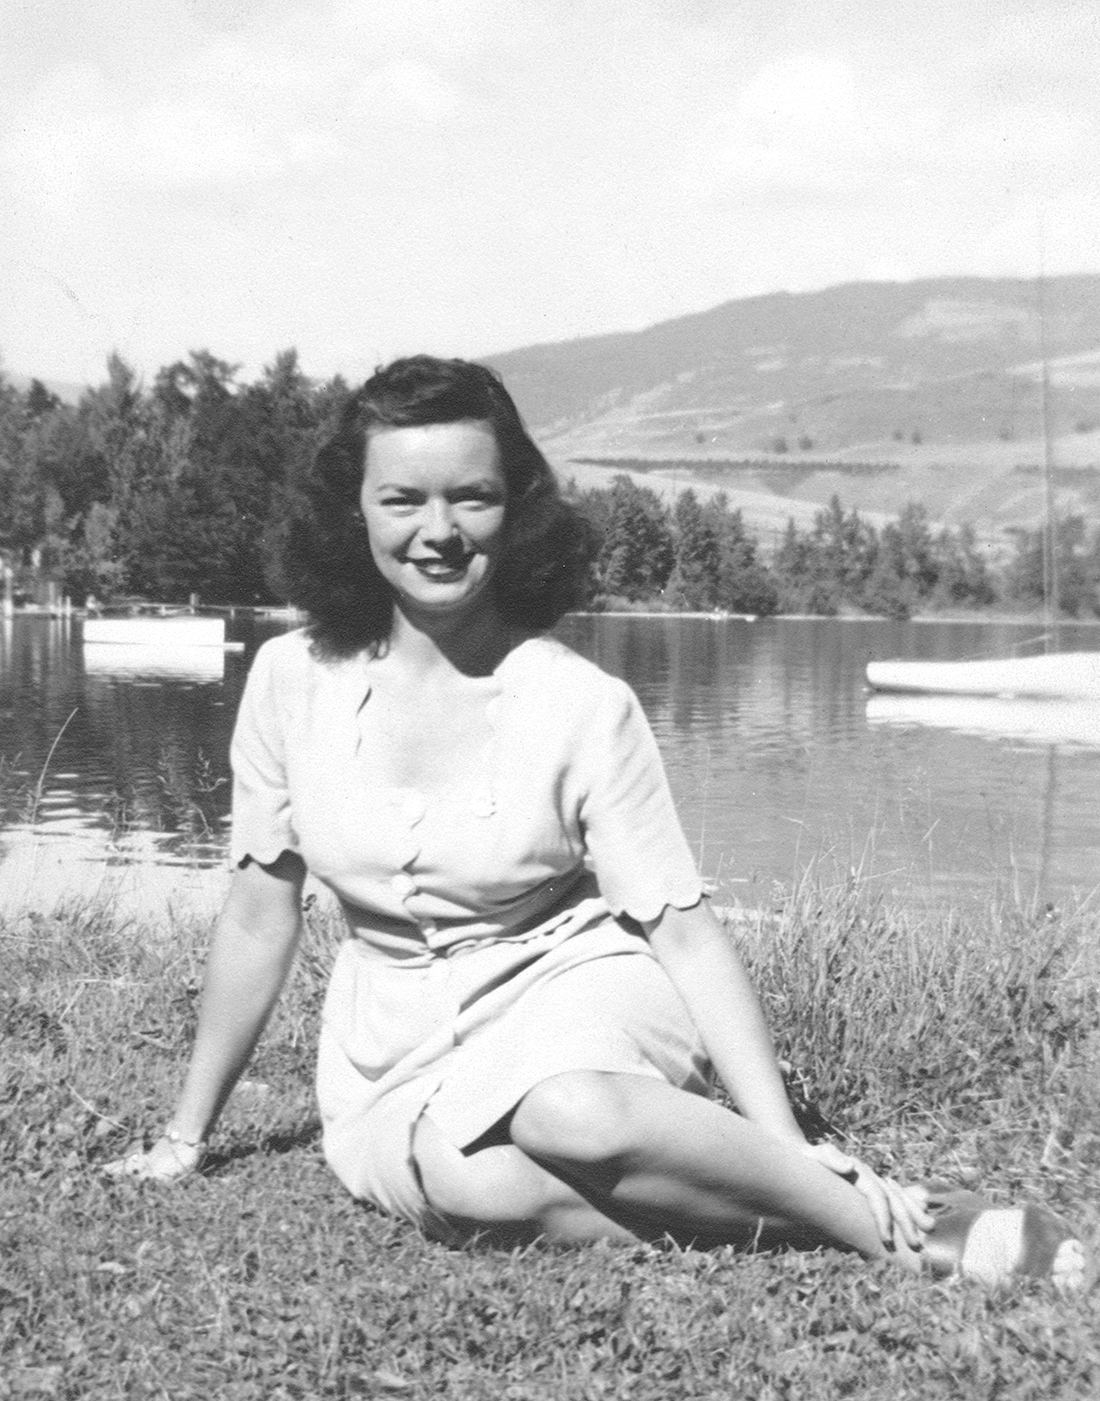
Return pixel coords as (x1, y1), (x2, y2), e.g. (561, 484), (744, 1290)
(390, 872), (417, 899)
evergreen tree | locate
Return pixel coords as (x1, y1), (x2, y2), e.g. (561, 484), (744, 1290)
(60, 501), (124, 600)
(0, 423), (45, 562)
(858, 531), (912, 619)
(244, 351), (335, 597)
(805, 495), (878, 612)
(0, 373), (115, 594)
(1053, 516), (1096, 616)
(24, 379), (61, 420)
(1003, 517), (1099, 616)
(595, 476), (674, 601)
(705, 496), (779, 615)
(1002, 526), (1045, 609)
(666, 488), (720, 609)
(80, 354), (150, 534)
(931, 523), (996, 609)
(1085, 525), (1100, 617)
(884, 503), (939, 601)
(772, 517), (814, 610)
(136, 351), (264, 600)
(859, 503), (937, 617)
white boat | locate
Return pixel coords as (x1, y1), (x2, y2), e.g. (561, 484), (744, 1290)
(866, 692), (1100, 749)
(83, 615), (229, 648)
(865, 652), (1100, 700)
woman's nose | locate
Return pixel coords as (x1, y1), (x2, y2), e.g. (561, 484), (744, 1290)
(420, 499), (457, 542)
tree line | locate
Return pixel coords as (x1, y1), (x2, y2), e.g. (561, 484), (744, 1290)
(584, 476), (1100, 618)
(1, 350), (345, 606)
(3, 352), (1098, 619)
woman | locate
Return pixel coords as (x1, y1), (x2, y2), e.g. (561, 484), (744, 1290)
(109, 356), (1083, 1286)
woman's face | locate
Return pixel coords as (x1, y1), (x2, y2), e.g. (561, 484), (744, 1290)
(359, 420), (508, 620)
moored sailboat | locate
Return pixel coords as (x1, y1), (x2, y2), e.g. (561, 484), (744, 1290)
(866, 652), (1100, 700)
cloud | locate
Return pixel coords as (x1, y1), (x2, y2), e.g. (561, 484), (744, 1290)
(4, 0), (1100, 385)
(737, 54), (867, 138)
(1, 55), (348, 197)
(713, 43), (1096, 212)
(977, 186), (1100, 276)
(4, 94), (320, 193)
(0, 0), (485, 199)
(343, 62), (464, 129)
(984, 1), (1100, 85)
(948, 102), (1093, 177)
(717, 55), (896, 197)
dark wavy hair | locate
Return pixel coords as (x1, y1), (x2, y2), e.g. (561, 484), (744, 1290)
(279, 355), (598, 657)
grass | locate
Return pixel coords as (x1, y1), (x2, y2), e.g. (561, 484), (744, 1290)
(2, 880), (1099, 1400)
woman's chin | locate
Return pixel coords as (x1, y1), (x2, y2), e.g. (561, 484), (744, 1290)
(393, 581), (497, 624)
(389, 555), (499, 610)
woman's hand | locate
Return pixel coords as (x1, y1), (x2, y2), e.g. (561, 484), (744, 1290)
(103, 1134), (204, 1183)
(802, 1141), (934, 1253)
(106, 854), (305, 1189)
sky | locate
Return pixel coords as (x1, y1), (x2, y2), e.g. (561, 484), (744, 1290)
(2, 0), (1099, 388)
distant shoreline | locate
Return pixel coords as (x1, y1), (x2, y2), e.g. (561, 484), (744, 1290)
(10, 604), (1100, 629)
(570, 608), (1100, 627)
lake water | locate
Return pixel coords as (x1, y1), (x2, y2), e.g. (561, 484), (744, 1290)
(2, 612), (1099, 921)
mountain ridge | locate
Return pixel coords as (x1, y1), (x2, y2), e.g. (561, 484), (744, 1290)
(483, 274), (1100, 546)
(12, 275), (1100, 547)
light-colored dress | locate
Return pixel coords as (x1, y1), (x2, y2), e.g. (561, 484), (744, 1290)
(230, 630), (710, 1232)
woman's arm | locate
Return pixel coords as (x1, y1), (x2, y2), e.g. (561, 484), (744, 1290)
(645, 899), (931, 1249)
(644, 900), (803, 1143)
(107, 850), (306, 1180)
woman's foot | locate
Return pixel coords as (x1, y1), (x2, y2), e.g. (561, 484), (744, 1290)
(917, 1181), (1088, 1292)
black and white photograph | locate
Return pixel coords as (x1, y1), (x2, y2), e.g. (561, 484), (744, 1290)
(3, 2), (1099, 1397)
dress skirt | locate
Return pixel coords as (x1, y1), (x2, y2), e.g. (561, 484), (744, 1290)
(316, 914), (711, 1234)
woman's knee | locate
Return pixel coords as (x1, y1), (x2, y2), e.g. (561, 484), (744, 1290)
(510, 1071), (634, 1165)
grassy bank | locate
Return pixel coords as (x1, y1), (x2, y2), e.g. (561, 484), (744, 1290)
(2, 882), (1098, 1400)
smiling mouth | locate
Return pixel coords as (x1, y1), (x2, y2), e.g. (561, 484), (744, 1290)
(406, 555), (474, 578)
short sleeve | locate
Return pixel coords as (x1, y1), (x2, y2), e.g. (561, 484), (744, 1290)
(228, 640), (300, 868)
(577, 679), (704, 923)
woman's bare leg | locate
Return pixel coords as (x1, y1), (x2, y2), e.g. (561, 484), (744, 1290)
(511, 1071), (904, 1258)
(413, 1071), (916, 1264)
(412, 1114), (639, 1245)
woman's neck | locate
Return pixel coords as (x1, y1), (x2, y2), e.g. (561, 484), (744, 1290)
(384, 601), (519, 679)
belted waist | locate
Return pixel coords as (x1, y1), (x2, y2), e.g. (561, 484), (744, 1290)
(337, 879), (611, 967)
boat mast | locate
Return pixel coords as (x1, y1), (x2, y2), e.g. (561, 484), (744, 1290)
(1036, 243), (1059, 640)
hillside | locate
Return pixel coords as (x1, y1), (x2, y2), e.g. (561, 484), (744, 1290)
(484, 275), (1100, 547)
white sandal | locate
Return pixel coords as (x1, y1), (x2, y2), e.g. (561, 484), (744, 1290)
(919, 1181), (1088, 1292)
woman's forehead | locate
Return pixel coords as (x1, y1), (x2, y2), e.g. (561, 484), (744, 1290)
(362, 420), (503, 483)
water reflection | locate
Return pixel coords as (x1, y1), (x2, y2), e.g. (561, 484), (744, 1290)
(862, 690), (1100, 914)
(558, 615), (1100, 914)
(1, 615), (240, 913)
(3, 612), (1100, 917)
(866, 694), (1100, 749)
(83, 642), (226, 681)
